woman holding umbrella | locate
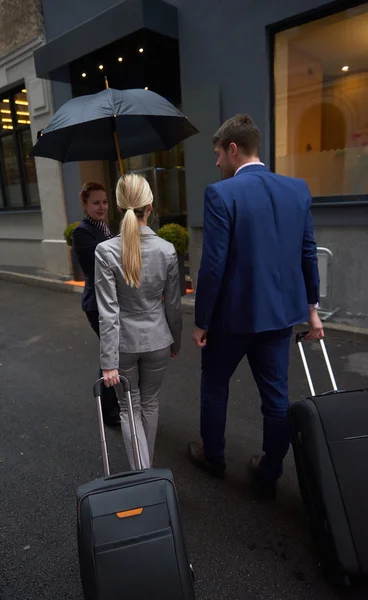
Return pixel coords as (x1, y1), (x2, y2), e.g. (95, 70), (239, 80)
(30, 85), (196, 446)
(72, 182), (120, 426)
(94, 174), (182, 469)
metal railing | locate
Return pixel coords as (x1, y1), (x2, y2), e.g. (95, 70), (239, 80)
(317, 247), (339, 321)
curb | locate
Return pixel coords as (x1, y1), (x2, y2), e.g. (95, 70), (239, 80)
(180, 295), (368, 336)
(317, 321), (368, 337)
(0, 270), (83, 295)
(2, 270), (368, 337)
(181, 296), (195, 315)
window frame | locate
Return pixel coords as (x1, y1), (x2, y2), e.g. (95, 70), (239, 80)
(268, 0), (368, 206)
(0, 84), (40, 212)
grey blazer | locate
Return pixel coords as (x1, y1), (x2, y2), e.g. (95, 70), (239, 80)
(95, 226), (182, 369)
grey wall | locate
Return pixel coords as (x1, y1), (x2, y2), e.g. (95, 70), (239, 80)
(314, 226), (368, 315)
(173, 0), (342, 226)
(173, 0), (368, 315)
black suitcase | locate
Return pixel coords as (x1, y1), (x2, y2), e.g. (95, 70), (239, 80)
(290, 332), (368, 584)
(77, 376), (195, 600)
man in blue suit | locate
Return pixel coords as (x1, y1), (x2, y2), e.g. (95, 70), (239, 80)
(188, 114), (323, 497)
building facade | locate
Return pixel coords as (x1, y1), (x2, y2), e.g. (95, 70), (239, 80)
(0, 0), (69, 275)
(1, 0), (367, 313)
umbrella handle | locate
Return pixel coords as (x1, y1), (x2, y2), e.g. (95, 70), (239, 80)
(105, 76), (124, 177)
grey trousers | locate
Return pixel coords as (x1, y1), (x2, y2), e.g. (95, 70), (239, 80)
(114, 346), (171, 469)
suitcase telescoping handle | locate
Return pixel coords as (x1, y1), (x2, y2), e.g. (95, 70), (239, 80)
(295, 332), (338, 397)
(93, 376), (143, 476)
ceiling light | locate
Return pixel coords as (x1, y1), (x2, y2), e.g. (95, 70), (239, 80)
(27, 120), (31, 124)
(17, 111), (29, 116)
(118, 57), (123, 62)
(0, 109), (11, 114)
(139, 48), (144, 54)
(18, 119), (28, 124)
(342, 65), (349, 72)
(15, 100), (28, 105)
(1, 118), (12, 122)
(98, 64), (104, 70)
(22, 89), (27, 93)
(3, 99), (9, 103)
(82, 72), (87, 78)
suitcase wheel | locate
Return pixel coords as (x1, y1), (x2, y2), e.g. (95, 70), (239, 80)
(318, 562), (351, 589)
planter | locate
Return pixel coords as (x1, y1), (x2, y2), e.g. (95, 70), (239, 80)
(157, 225), (189, 296)
(70, 247), (85, 282)
(178, 254), (186, 297)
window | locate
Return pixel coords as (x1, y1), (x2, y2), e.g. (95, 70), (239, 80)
(273, 3), (368, 201)
(0, 87), (40, 210)
(118, 144), (187, 226)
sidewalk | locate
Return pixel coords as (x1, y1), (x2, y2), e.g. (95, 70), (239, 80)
(1, 265), (367, 334)
(2, 278), (368, 600)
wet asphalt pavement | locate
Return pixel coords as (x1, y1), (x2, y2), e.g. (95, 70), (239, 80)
(1, 280), (368, 600)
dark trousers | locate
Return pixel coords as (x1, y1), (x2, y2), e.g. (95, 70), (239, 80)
(86, 310), (120, 423)
(201, 327), (293, 485)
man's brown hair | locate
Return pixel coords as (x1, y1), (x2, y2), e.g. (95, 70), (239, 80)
(213, 114), (260, 156)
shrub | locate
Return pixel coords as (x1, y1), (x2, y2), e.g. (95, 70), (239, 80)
(63, 221), (80, 247)
(157, 223), (189, 256)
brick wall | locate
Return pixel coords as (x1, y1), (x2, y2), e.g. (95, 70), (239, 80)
(0, 0), (43, 57)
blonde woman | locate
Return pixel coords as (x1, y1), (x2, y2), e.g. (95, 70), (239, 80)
(95, 174), (182, 469)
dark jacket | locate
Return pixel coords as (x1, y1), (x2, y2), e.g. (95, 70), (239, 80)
(195, 164), (320, 333)
(73, 219), (112, 312)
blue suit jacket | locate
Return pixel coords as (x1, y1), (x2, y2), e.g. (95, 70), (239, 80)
(73, 219), (111, 312)
(195, 165), (320, 334)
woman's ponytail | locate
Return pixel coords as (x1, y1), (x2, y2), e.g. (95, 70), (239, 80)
(116, 174), (153, 288)
(120, 208), (142, 288)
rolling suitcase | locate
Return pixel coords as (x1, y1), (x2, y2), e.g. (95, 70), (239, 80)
(290, 332), (368, 585)
(77, 376), (195, 600)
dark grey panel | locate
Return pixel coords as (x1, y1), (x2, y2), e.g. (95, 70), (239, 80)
(51, 68), (76, 111)
(50, 68), (84, 224)
(312, 204), (368, 227)
(41, 0), (122, 41)
(62, 164), (84, 224)
(35, 0), (178, 78)
(183, 86), (220, 228)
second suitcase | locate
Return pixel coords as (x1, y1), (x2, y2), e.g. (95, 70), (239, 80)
(77, 376), (195, 600)
(290, 333), (368, 583)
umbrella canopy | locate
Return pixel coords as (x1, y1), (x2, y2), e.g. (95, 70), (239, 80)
(30, 88), (198, 164)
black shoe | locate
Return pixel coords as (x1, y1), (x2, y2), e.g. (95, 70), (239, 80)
(249, 455), (277, 501)
(104, 416), (121, 427)
(187, 442), (226, 478)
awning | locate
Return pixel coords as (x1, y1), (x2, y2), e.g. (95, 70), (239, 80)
(34, 0), (178, 79)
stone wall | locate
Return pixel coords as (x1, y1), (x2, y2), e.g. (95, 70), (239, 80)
(0, 0), (43, 58)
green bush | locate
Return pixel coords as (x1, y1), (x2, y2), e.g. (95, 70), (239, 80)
(157, 223), (189, 256)
(63, 221), (80, 247)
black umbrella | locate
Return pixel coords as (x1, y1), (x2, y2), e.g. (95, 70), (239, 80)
(30, 84), (198, 174)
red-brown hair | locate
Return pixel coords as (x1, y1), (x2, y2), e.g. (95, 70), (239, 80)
(79, 182), (106, 204)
